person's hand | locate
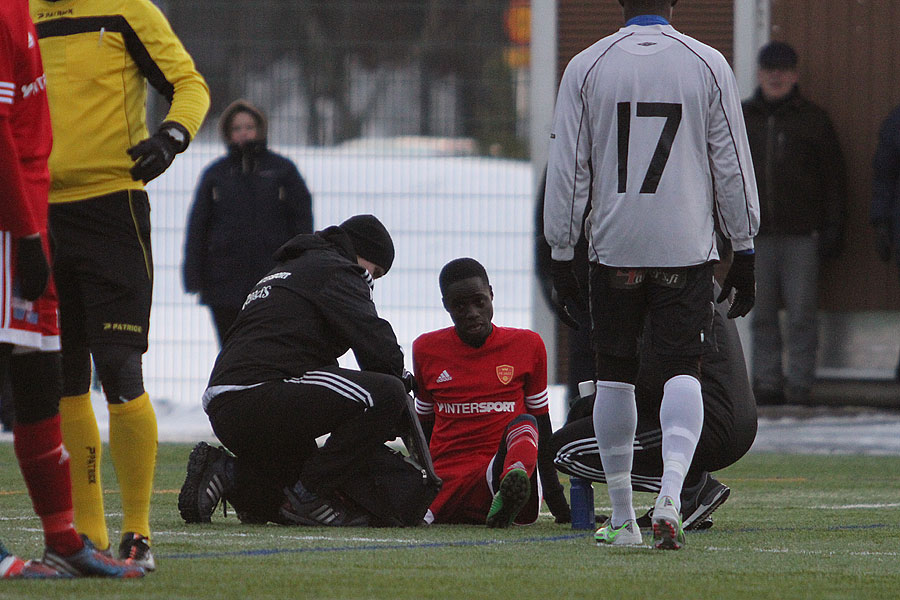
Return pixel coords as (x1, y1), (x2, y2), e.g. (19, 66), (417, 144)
(127, 124), (187, 183)
(874, 222), (892, 263)
(550, 259), (586, 330)
(16, 235), (50, 301)
(401, 370), (417, 395)
(716, 251), (755, 318)
(544, 487), (571, 524)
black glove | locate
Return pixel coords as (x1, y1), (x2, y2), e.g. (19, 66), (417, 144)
(817, 227), (843, 260)
(127, 123), (188, 183)
(16, 235), (50, 301)
(401, 370), (417, 395)
(544, 487), (571, 524)
(550, 259), (586, 330)
(716, 251), (755, 319)
(874, 222), (892, 263)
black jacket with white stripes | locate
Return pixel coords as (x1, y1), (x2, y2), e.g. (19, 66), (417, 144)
(207, 226), (405, 388)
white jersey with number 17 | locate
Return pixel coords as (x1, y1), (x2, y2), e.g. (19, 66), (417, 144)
(544, 24), (759, 268)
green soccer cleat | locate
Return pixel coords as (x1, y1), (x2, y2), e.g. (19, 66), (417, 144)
(594, 519), (643, 546)
(486, 469), (530, 529)
(652, 496), (686, 550)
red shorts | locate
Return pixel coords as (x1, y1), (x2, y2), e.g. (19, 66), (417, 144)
(0, 231), (60, 351)
(428, 455), (540, 525)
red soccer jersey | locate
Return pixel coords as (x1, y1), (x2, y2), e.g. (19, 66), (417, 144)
(0, 0), (52, 238)
(413, 325), (548, 485)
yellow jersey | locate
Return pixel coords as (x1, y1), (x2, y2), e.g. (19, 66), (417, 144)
(30, 0), (210, 203)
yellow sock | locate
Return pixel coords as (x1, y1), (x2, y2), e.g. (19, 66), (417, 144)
(108, 392), (157, 541)
(58, 393), (109, 550)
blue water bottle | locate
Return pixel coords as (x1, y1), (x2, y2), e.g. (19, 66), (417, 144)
(569, 476), (594, 530)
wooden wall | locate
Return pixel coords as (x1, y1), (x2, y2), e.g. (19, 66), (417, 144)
(557, 0), (900, 310)
(558, 0), (734, 75)
(771, 0), (900, 310)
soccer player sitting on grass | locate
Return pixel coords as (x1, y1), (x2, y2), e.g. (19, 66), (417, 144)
(413, 258), (570, 527)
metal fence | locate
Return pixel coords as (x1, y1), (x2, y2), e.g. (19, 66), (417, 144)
(142, 0), (539, 412)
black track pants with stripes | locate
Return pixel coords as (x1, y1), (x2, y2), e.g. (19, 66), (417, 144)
(207, 366), (406, 518)
(550, 301), (757, 492)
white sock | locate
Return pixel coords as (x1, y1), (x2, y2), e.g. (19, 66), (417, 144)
(657, 374), (704, 512)
(592, 380), (637, 527)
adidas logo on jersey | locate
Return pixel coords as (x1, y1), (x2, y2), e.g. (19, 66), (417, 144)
(28, 32), (35, 49)
(436, 370), (452, 383)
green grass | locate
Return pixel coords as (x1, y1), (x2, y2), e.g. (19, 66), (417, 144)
(1, 444), (898, 599)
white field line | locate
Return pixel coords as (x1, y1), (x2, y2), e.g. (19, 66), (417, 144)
(704, 546), (900, 558)
(811, 503), (900, 509)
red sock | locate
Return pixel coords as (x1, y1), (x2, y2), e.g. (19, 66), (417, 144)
(501, 420), (538, 478)
(13, 415), (84, 556)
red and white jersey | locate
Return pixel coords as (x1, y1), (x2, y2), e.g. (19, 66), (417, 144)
(0, 0), (57, 351)
(0, 0), (51, 238)
(545, 23), (759, 268)
(413, 325), (548, 477)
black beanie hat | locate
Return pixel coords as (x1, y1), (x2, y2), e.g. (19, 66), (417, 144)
(339, 214), (395, 273)
(758, 41), (798, 70)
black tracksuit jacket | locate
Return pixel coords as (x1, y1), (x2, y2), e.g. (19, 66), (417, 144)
(207, 227), (404, 388)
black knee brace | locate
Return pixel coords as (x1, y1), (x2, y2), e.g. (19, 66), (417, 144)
(9, 351), (62, 424)
(595, 353), (639, 385)
(91, 345), (145, 403)
(656, 353), (702, 383)
(60, 344), (93, 397)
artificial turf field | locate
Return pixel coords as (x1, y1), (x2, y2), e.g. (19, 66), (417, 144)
(1, 443), (898, 599)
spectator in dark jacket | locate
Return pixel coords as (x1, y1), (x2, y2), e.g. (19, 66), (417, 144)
(872, 103), (900, 380)
(183, 99), (313, 344)
(742, 42), (847, 405)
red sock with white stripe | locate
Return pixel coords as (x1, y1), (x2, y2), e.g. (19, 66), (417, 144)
(13, 415), (84, 556)
(501, 420), (538, 478)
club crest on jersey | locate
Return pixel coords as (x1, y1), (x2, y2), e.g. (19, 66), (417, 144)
(496, 365), (514, 385)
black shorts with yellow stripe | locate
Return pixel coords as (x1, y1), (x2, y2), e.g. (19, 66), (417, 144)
(49, 190), (153, 352)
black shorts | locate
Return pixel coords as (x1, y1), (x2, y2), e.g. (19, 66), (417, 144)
(49, 190), (153, 352)
(589, 262), (715, 358)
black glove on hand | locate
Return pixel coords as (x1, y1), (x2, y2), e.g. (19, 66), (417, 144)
(127, 123), (188, 183)
(874, 222), (892, 263)
(716, 251), (755, 319)
(550, 259), (586, 330)
(401, 370), (417, 395)
(544, 487), (571, 524)
(16, 235), (50, 301)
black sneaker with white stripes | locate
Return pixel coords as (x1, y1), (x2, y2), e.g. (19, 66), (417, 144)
(279, 480), (368, 527)
(680, 471), (730, 530)
(178, 442), (235, 523)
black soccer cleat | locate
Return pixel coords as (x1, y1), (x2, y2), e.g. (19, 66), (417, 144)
(118, 533), (155, 572)
(178, 442), (234, 523)
(278, 480), (368, 527)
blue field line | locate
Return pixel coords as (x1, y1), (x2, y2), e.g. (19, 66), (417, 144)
(163, 532), (589, 560)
